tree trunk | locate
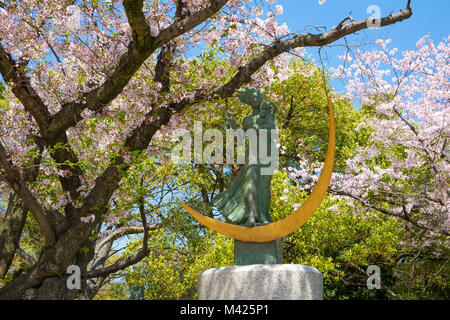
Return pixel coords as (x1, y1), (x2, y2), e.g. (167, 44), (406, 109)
(0, 224), (95, 299)
(0, 194), (28, 278)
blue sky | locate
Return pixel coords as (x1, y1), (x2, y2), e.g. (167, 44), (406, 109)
(267, 0), (450, 92)
(278, 0), (449, 49)
(277, 0), (449, 55)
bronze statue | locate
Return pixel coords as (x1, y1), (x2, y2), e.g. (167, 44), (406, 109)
(181, 90), (335, 246)
(213, 88), (278, 226)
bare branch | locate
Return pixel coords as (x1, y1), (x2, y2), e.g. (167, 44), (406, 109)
(86, 248), (145, 279)
(347, 262), (404, 300)
(95, 224), (158, 252)
(87, 196), (156, 280)
(334, 13), (354, 30)
(20, 18), (67, 76)
(283, 96), (299, 129)
(138, 189), (149, 256)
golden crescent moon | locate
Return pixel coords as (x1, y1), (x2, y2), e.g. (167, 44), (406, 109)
(181, 97), (335, 243)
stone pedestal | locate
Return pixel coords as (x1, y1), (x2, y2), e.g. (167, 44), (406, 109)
(197, 264), (323, 300)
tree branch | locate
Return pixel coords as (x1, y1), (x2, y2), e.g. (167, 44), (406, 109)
(0, 45), (51, 132)
(0, 138), (42, 278)
(95, 224), (158, 252)
(79, 4), (414, 223)
(331, 189), (448, 236)
(0, 194), (29, 278)
(123, 0), (152, 47)
(347, 262), (404, 300)
(0, 45), (84, 218)
(44, 0), (230, 143)
(87, 194), (155, 280)
(0, 141), (55, 245)
(15, 247), (36, 267)
(217, 5), (412, 98)
(392, 106), (440, 176)
(156, 0), (228, 46)
(139, 196), (149, 257)
(86, 248), (146, 279)
(283, 96), (298, 129)
(88, 232), (152, 279)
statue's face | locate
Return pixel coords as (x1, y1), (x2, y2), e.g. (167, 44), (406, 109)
(261, 101), (277, 112)
(236, 88), (263, 107)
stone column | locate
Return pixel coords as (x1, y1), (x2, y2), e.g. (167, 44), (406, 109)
(197, 264), (323, 300)
(234, 239), (282, 265)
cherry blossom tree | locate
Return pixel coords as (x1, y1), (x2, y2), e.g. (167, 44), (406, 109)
(330, 35), (449, 238)
(0, 0), (412, 299)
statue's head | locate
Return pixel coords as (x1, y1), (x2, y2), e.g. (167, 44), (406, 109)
(236, 88), (263, 108)
(261, 100), (278, 113)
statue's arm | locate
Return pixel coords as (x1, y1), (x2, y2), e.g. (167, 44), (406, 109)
(222, 110), (238, 130)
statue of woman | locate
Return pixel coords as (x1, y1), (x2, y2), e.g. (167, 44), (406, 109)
(213, 88), (278, 226)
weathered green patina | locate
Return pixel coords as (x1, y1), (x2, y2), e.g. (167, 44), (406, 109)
(213, 88), (278, 227)
(234, 239), (283, 265)
(213, 88), (282, 265)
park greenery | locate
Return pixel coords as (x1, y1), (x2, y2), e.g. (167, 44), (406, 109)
(0, 1), (447, 300)
(94, 47), (448, 300)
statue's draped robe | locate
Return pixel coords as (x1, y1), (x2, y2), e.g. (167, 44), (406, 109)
(213, 105), (278, 226)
